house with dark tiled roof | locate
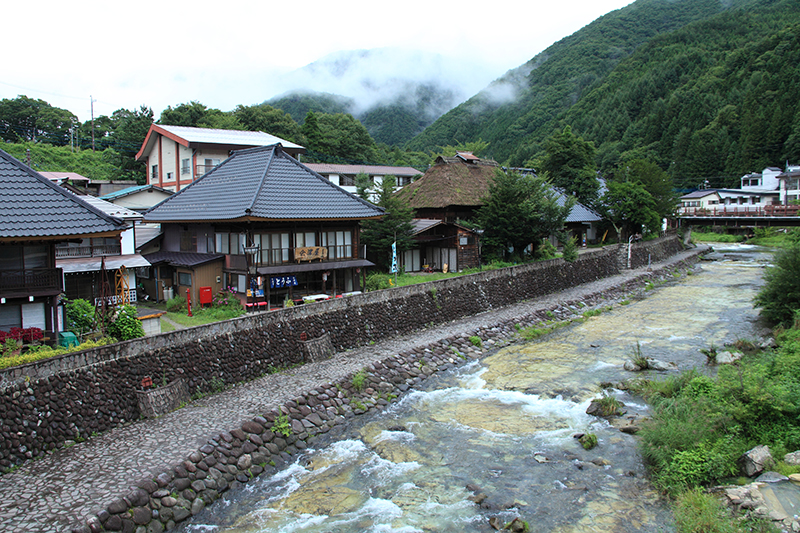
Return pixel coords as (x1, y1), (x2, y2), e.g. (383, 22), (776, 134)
(0, 149), (126, 336)
(393, 154), (601, 272)
(135, 124), (306, 193)
(143, 144), (383, 308)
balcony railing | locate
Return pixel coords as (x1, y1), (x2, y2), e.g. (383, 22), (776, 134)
(55, 244), (121, 258)
(0, 268), (63, 294)
(195, 164), (217, 177)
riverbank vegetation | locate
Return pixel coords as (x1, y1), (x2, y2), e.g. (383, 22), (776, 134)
(692, 227), (800, 248)
(633, 243), (800, 532)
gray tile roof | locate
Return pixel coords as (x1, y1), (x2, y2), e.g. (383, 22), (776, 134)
(143, 250), (224, 268)
(553, 189), (602, 223)
(144, 145), (385, 222)
(0, 148), (126, 240)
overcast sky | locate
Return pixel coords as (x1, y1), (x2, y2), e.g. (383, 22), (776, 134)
(2, 0), (633, 123)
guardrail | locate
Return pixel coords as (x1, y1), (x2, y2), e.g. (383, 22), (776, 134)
(679, 205), (800, 217)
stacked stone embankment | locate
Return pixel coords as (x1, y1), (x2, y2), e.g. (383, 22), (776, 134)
(80, 245), (700, 533)
(0, 235), (683, 473)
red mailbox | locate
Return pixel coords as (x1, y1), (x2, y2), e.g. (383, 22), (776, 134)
(199, 286), (213, 307)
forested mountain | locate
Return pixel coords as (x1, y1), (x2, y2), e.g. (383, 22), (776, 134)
(264, 48), (478, 146)
(268, 83), (458, 146)
(406, 0), (797, 187)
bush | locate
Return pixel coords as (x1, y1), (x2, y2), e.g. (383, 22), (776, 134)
(561, 235), (579, 262)
(538, 239), (557, 260)
(754, 243), (800, 326)
(65, 298), (96, 337)
(365, 273), (393, 291)
(107, 305), (145, 341)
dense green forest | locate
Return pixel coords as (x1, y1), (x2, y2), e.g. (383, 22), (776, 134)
(267, 84), (456, 146)
(406, 0), (798, 187)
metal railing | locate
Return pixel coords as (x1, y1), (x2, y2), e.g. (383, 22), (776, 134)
(679, 205), (800, 217)
(0, 268), (63, 293)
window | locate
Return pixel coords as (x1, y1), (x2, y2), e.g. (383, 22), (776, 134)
(256, 232), (290, 264)
(0, 304), (21, 332)
(151, 165), (158, 181)
(166, 172), (174, 181)
(322, 230), (352, 259)
(180, 231), (196, 252)
(397, 176), (412, 187)
(181, 159), (190, 174)
(178, 272), (192, 286)
(295, 232), (316, 248)
(214, 232), (243, 254)
(340, 175), (355, 187)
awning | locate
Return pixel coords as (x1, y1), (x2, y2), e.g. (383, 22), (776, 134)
(58, 254), (151, 274)
(256, 259), (374, 275)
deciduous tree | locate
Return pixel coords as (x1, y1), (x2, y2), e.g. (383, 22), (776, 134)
(534, 127), (599, 208)
(478, 169), (573, 262)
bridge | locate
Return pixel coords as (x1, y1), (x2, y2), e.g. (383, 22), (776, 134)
(678, 205), (800, 228)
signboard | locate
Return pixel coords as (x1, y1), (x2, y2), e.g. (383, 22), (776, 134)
(295, 246), (328, 262)
(390, 241), (397, 273)
(270, 275), (299, 289)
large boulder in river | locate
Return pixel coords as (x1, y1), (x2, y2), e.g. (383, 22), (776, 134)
(739, 445), (773, 477)
(785, 450), (800, 466)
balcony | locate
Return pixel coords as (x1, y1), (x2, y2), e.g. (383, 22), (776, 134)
(195, 164), (218, 177)
(0, 268), (63, 296)
(55, 243), (121, 258)
(226, 245), (364, 270)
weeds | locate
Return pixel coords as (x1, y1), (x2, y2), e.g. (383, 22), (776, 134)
(631, 341), (648, 369)
(352, 370), (367, 392)
(700, 343), (718, 364)
(273, 412), (292, 437)
(469, 336), (482, 348)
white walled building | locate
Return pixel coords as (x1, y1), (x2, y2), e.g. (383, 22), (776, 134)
(135, 125), (305, 193)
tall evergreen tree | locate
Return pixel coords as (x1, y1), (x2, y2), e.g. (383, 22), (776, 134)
(361, 176), (414, 271)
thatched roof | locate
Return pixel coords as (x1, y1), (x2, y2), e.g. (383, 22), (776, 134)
(394, 158), (500, 209)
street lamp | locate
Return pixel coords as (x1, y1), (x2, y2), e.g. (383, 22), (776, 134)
(244, 243), (259, 311)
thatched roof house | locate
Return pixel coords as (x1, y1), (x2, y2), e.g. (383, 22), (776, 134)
(393, 152), (500, 222)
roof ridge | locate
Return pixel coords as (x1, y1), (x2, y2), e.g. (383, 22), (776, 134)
(247, 145), (277, 214)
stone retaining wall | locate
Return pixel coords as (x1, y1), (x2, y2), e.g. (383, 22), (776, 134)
(0, 236), (683, 472)
(79, 247), (702, 533)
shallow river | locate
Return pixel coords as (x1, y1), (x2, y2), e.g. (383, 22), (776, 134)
(178, 244), (772, 533)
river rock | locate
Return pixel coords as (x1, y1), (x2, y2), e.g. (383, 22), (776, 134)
(755, 471), (788, 483)
(785, 451), (800, 466)
(740, 445), (773, 477)
(645, 358), (673, 371)
(716, 350), (743, 364)
(623, 360), (645, 372)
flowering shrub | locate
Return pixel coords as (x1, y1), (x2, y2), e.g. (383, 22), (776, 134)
(212, 287), (243, 311)
(107, 305), (145, 341)
(0, 327), (43, 344)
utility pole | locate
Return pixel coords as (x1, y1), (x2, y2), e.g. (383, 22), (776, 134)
(90, 95), (96, 151)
